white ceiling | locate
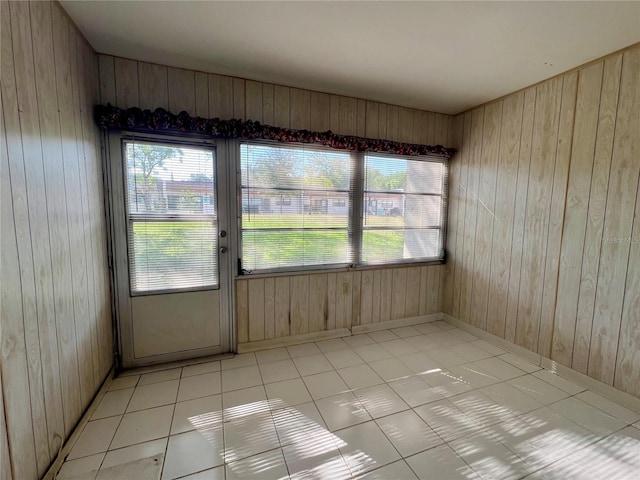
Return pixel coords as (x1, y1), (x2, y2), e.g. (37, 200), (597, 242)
(61, 1), (640, 115)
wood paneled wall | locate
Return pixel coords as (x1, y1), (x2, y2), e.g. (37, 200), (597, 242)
(97, 53), (453, 346)
(1, 2), (113, 479)
(443, 45), (640, 398)
(236, 265), (443, 343)
(96, 54), (453, 142)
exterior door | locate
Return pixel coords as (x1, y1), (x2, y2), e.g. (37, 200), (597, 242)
(108, 133), (232, 368)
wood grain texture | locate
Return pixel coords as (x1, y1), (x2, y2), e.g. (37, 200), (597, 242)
(290, 88), (310, 130)
(538, 72), (577, 358)
(310, 92), (330, 132)
(1, 3), (114, 478)
(246, 80), (263, 123)
(309, 274), (328, 332)
(168, 67), (196, 115)
(551, 65), (601, 365)
(274, 277), (290, 337)
(248, 279), (265, 341)
(573, 55), (622, 374)
(588, 48), (640, 385)
(290, 275), (310, 335)
(236, 279), (249, 343)
(441, 46), (640, 399)
(470, 101), (502, 329)
(263, 278), (275, 339)
(114, 57), (138, 108)
(485, 93), (524, 337)
(138, 62), (168, 110)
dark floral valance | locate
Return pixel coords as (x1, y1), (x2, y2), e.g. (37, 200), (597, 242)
(95, 104), (456, 159)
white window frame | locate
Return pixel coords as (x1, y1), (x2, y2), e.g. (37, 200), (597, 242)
(122, 137), (220, 296)
(237, 140), (448, 275)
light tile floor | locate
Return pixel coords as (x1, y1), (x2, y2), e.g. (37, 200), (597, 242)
(57, 321), (640, 480)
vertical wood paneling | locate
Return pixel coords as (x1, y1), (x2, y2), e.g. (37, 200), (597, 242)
(335, 272), (352, 328)
(326, 273), (337, 330)
(329, 95), (340, 132)
(365, 101), (379, 138)
(1, 372), (11, 480)
(236, 280), (249, 343)
(351, 271), (362, 326)
(262, 83), (274, 125)
(470, 102), (502, 329)
(485, 93), (524, 337)
(309, 274), (328, 332)
(589, 48), (640, 385)
(426, 266), (441, 314)
(405, 267), (421, 317)
(248, 279), (265, 341)
(371, 270), (382, 323)
(274, 277), (290, 337)
(168, 67), (196, 115)
(245, 80), (263, 123)
(138, 62), (168, 110)
(386, 105), (399, 141)
(356, 99), (366, 137)
(97, 54), (115, 105)
(264, 278), (275, 339)
(114, 57), (138, 108)
(233, 78), (245, 119)
(208, 74), (233, 119)
(515, 78), (562, 352)
(459, 109), (484, 322)
(194, 72), (209, 117)
(398, 107), (414, 143)
(573, 55), (622, 373)
(442, 46), (640, 399)
(452, 113), (472, 319)
(391, 268), (407, 319)
(2, 3), (114, 478)
(290, 275), (310, 335)
(339, 96), (357, 135)
(552, 65), (602, 364)
(419, 266), (430, 315)
(360, 270), (374, 324)
(273, 85), (290, 128)
(290, 88), (310, 130)
(1, 13), (39, 473)
(615, 173), (640, 396)
(310, 92), (330, 132)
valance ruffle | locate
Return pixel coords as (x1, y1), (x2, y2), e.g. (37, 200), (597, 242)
(95, 104), (456, 159)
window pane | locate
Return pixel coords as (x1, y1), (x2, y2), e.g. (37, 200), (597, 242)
(241, 144), (351, 271)
(126, 142), (216, 215)
(363, 154), (445, 264)
(365, 155), (443, 194)
(241, 144), (350, 190)
(242, 189), (348, 228)
(130, 221), (218, 292)
(362, 229), (440, 264)
(242, 230), (349, 271)
(363, 194), (441, 228)
(124, 141), (217, 293)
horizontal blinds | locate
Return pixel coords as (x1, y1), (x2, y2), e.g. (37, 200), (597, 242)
(362, 154), (445, 265)
(240, 144), (352, 271)
(124, 140), (218, 293)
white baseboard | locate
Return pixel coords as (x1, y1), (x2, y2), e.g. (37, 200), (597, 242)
(352, 313), (442, 334)
(442, 313), (640, 414)
(238, 328), (352, 353)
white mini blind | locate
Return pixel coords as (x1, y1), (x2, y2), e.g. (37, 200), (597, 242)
(362, 154), (445, 264)
(240, 143), (352, 271)
(124, 140), (218, 293)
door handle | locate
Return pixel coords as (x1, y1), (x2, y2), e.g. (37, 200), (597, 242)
(220, 246), (227, 254)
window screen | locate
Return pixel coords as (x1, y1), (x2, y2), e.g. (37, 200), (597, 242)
(362, 154), (445, 264)
(240, 144), (352, 271)
(124, 140), (218, 293)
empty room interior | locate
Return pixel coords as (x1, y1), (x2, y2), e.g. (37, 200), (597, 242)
(2, 1), (640, 479)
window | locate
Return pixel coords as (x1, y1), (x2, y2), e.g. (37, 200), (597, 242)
(240, 144), (351, 271)
(239, 143), (446, 273)
(362, 154), (445, 264)
(124, 140), (218, 293)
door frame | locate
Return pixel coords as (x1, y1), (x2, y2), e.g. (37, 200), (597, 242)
(105, 131), (236, 368)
